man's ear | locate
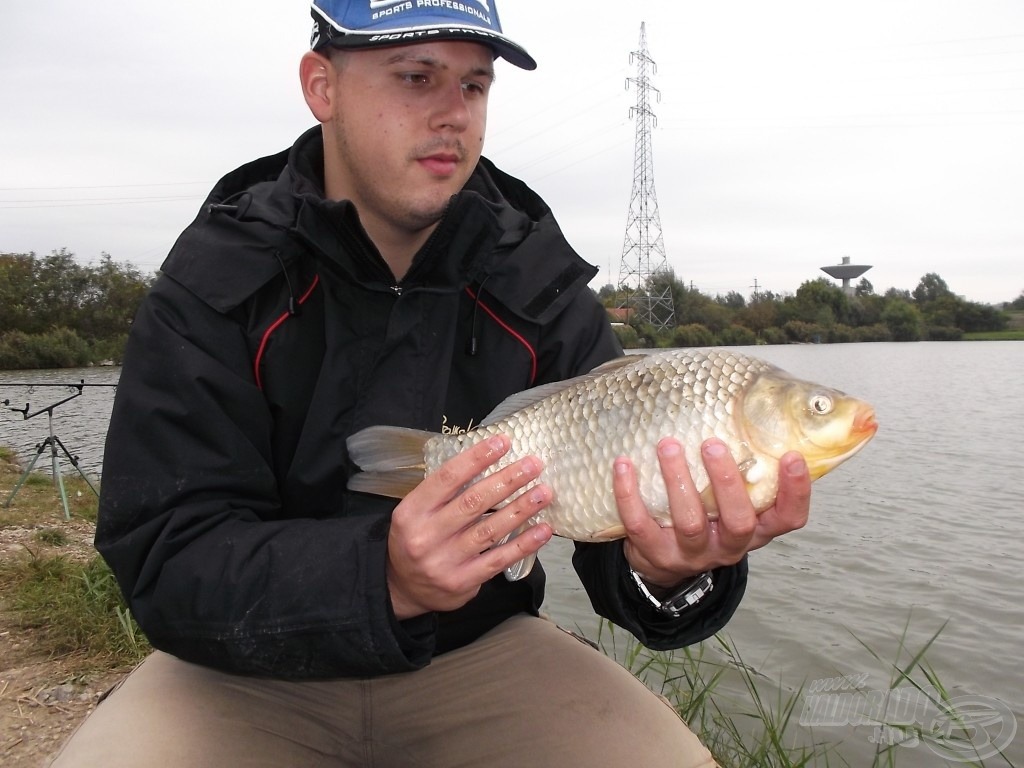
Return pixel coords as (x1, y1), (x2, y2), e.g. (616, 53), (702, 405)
(300, 51), (335, 123)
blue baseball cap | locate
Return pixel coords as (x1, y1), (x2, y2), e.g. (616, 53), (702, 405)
(310, 0), (536, 71)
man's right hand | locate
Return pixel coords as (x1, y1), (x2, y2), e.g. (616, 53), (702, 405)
(385, 435), (553, 620)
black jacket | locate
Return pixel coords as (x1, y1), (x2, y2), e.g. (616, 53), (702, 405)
(96, 127), (747, 679)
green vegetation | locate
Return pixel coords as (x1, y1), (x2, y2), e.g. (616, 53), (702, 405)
(0, 446), (150, 674)
(598, 619), (1017, 767)
(966, 311), (1024, 340)
(601, 272), (1020, 349)
(2, 248), (1019, 368)
(2, 551), (150, 669)
(0, 249), (154, 369)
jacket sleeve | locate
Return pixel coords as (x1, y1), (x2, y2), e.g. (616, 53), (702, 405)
(572, 543), (748, 650)
(536, 290), (749, 649)
(96, 276), (435, 679)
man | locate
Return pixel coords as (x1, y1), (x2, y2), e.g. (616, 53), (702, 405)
(51, 2), (810, 765)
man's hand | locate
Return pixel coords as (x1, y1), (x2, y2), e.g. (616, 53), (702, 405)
(617, 437), (811, 591)
(386, 435), (553, 620)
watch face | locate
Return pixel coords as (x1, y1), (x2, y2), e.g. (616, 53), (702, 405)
(630, 568), (714, 616)
(662, 572), (714, 616)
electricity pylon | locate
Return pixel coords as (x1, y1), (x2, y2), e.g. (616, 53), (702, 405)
(617, 22), (675, 330)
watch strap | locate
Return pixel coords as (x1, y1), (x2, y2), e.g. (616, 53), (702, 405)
(630, 567), (714, 617)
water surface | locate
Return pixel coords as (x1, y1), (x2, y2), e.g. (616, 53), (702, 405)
(2, 342), (1021, 764)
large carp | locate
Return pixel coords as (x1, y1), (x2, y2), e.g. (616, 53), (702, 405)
(347, 348), (877, 577)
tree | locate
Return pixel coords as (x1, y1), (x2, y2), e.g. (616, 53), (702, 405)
(912, 273), (953, 305)
(736, 298), (778, 337)
(885, 287), (912, 302)
(0, 249), (155, 368)
(0, 252), (35, 334)
(855, 278), (875, 297)
(955, 300), (1007, 333)
(715, 291), (746, 310)
(76, 253), (151, 340)
(881, 299), (923, 341)
(32, 248), (89, 328)
(783, 278), (851, 327)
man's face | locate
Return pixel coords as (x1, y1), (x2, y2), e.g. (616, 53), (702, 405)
(325, 41), (494, 239)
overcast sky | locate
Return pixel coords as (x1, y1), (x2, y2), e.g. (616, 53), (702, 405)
(2, 1), (1022, 305)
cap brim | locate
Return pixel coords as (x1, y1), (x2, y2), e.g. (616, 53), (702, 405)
(318, 28), (536, 71)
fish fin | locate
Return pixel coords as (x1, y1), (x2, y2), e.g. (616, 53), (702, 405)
(586, 354), (649, 375)
(504, 552), (538, 582)
(699, 485), (721, 521)
(480, 381), (576, 426)
(496, 522), (540, 581)
(479, 354), (649, 426)
(347, 425), (432, 471)
(588, 524), (627, 541)
(347, 469), (425, 499)
(346, 425), (432, 498)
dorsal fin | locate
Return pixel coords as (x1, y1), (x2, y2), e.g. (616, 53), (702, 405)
(480, 354), (648, 426)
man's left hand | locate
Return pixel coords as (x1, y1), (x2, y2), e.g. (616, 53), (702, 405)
(616, 436), (811, 591)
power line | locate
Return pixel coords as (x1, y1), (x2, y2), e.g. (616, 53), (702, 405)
(0, 196), (201, 210)
(0, 181), (208, 192)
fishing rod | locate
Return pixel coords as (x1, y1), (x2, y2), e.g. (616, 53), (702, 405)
(0, 381), (118, 387)
(2, 380), (102, 520)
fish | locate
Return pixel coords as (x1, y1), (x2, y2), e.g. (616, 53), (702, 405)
(346, 347), (878, 579)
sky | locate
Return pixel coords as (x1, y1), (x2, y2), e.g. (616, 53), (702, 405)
(2, 0), (1022, 305)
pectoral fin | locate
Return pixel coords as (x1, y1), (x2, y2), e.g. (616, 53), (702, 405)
(700, 484), (720, 521)
(496, 523), (539, 581)
(504, 552), (538, 582)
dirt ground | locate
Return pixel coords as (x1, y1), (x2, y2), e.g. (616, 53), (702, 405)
(0, 493), (131, 766)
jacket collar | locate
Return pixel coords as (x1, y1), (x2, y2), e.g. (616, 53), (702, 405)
(163, 127), (596, 320)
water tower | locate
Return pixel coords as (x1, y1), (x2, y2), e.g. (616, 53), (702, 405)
(821, 256), (872, 295)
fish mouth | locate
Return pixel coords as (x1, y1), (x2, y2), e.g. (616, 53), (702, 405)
(853, 405), (879, 437)
(807, 404), (878, 480)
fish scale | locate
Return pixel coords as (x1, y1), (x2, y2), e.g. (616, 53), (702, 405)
(420, 349), (782, 541)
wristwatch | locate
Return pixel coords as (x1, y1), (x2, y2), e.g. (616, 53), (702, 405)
(629, 567), (714, 617)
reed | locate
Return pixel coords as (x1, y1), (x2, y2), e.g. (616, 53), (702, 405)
(596, 618), (1018, 767)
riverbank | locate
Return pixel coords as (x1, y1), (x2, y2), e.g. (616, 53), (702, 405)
(0, 448), (138, 766)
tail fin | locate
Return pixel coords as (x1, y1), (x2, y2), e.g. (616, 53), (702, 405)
(346, 425), (433, 498)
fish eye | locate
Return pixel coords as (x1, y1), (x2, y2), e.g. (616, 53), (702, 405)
(809, 394), (833, 415)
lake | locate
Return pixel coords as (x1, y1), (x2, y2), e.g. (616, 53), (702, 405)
(2, 342), (1021, 765)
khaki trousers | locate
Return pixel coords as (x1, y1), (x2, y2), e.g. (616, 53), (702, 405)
(49, 614), (716, 767)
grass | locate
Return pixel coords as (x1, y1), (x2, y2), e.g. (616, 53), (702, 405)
(0, 445), (150, 676)
(2, 552), (150, 668)
(963, 330), (1024, 341)
(595, 618), (1018, 768)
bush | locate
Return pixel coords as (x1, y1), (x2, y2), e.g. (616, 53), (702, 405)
(0, 327), (92, 369)
(759, 327), (788, 345)
(88, 333), (129, 365)
(612, 324), (641, 349)
(782, 321), (827, 344)
(670, 323), (716, 348)
(853, 323), (892, 342)
(717, 324), (757, 346)
(926, 325), (963, 341)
